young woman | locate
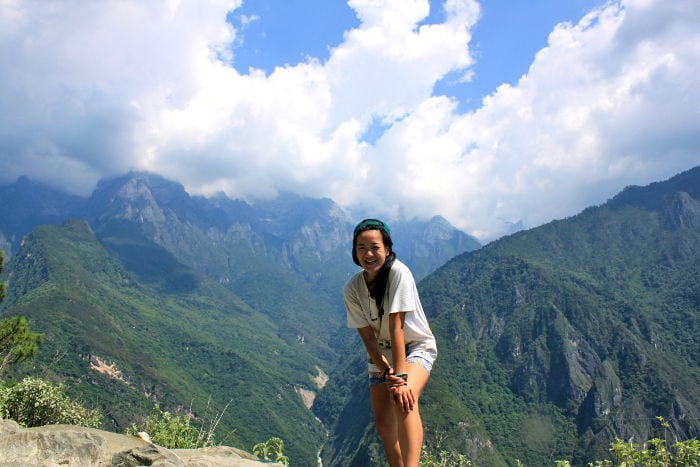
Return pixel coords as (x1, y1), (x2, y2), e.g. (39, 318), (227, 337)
(343, 218), (437, 467)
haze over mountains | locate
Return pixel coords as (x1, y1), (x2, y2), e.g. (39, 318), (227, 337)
(0, 172), (480, 278)
(1, 166), (699, 466)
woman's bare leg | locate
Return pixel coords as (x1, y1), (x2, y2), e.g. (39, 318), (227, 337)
(371, 383), (403, 466)
(395, 363), (430, 467)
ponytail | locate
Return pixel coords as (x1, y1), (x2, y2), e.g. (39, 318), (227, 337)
(369, 251), (395, 319)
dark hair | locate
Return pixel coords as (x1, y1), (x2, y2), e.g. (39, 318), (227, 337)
(352, 219), (396, 318)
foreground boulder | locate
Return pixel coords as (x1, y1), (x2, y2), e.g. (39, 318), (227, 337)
(0, 419), (281, 466)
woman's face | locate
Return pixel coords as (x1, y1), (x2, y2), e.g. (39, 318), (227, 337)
(354, 229), (390, 279)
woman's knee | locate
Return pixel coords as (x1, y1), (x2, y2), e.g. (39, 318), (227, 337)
(374, 415), (396, 441)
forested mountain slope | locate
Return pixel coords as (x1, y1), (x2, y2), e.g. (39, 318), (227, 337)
(0, 219), (326, 464)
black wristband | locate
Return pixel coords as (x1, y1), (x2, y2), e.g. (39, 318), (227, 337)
(382, 367), (393, 377)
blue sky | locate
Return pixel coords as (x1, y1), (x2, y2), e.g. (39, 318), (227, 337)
(1, 0), (699, 240)
(229, 0), (603, 111)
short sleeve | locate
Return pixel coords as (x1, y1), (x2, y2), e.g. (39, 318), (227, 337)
(385, 263), (417, 314)
(344, 278), (369, 328)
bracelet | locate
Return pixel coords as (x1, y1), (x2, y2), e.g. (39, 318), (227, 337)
(394, 373), (408, 381)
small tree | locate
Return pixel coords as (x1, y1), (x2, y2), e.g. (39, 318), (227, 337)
(0, 316), (42, 372)
(0, 251), (43, 375)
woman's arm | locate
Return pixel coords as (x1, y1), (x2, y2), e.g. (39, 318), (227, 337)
(357, 326), (391, 375)
(389, 312), (407, 374)
(388, 312), (415, 412)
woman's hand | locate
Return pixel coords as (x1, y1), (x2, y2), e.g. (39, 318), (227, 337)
(387, 374), (415, 412)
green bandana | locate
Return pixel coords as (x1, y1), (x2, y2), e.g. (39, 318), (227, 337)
(353, 218), (391, 237)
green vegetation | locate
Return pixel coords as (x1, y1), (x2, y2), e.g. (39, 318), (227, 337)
(606, 436), (700, 466)
(252, 436), (290, 465)
(2, 249), (94, 429)
(0, 316), (42, 373)
(420, 447), (474, 466)
(2, 246), (297, 461)
(556, 433), (700, 466)
(419, 429), (700, 466)
(594, 417), (700, 467)
(0, 376), (101, 428)
(126, 405), (221, 449)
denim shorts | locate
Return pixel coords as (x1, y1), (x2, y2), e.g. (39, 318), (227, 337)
(368, 343), (437, 386)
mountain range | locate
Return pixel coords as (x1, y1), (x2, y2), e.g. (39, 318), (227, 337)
(0, 171), (479, 465)
(1, 166), (698, 465)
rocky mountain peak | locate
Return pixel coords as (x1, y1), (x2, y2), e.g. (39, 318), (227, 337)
(88, 171), (191, 224)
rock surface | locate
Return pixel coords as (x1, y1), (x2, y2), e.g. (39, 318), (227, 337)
(0, 419), (281, 466)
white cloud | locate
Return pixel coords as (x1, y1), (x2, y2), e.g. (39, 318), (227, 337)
(326, 0), (478, 126)
(0, 0), (698, 241)
(0, 0), (240, 190)
(350, 0), (700, 239)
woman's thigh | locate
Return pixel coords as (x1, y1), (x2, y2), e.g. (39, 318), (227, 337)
(370, 383), (398, 433)
(404, 361), (430, 400)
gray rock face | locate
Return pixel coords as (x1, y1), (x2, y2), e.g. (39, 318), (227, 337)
(0, 420), (280, 466)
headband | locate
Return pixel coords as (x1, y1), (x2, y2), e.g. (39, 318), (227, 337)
(353, 218), (391, 237)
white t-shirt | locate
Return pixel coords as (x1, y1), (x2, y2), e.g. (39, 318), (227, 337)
(344, 259), (437, 353)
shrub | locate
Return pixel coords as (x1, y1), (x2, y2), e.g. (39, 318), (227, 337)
(252, 437), (290, 465)
(607, 436), (700, 466)
(0, 376), (101, 428)
(126, 398), (233, 450)
(126, 406), (213, 449)
(420, 447), (474, 466)
(555, 429), (700, 467)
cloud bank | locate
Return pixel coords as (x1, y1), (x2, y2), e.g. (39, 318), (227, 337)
(1, 0), (699, 240)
